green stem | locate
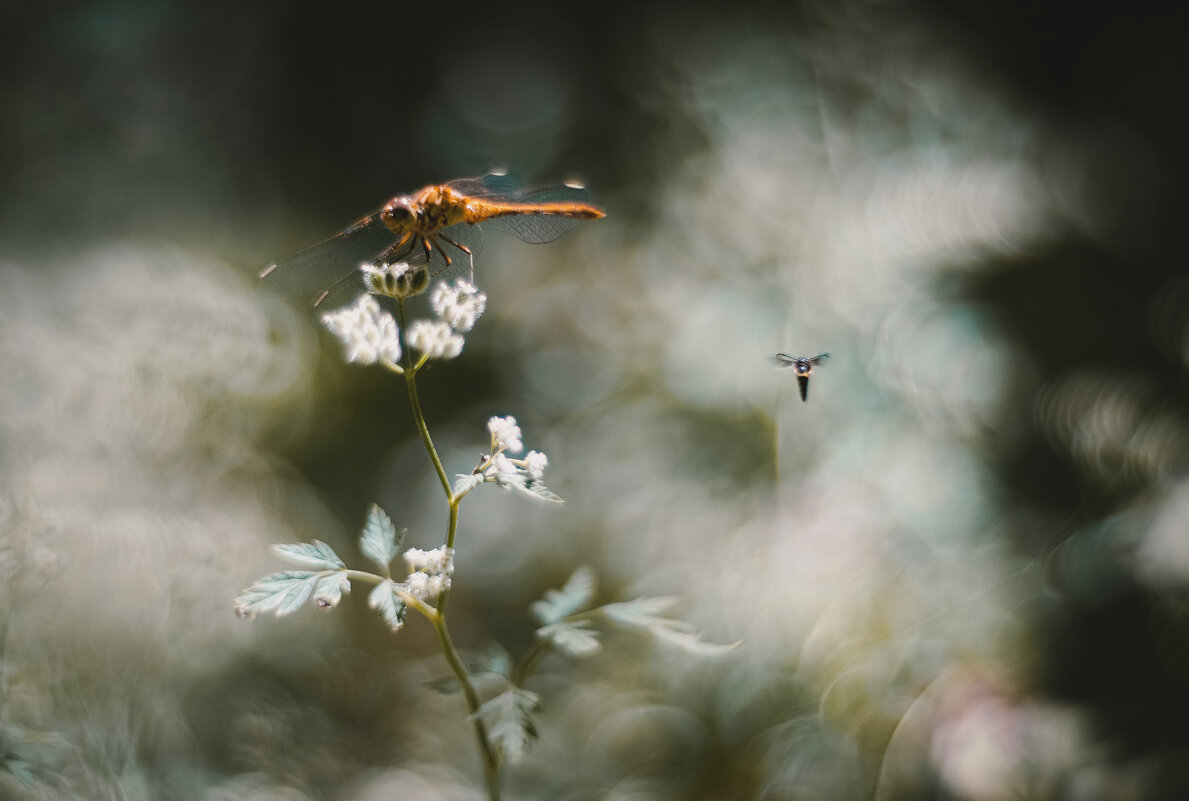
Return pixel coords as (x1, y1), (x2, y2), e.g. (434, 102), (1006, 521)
(398, 299), (452, 500)
(395, 299), (498, 799)
(433, 610), (501, 801)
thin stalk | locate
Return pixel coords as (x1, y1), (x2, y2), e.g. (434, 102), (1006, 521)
(396, 299), (499, 800)
(398, 299), (452, 499)
(433, 610), (501, 801)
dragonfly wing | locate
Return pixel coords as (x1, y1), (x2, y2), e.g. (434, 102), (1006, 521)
(484, 213), (585, 245)
(260, 213), (402, 302)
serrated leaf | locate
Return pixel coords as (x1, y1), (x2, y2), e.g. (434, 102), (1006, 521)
(368, 580), (407, 631)
(473, 688), (540, 765)
(599, 596), (680, 629)
(493, 473), (564, 503)
(600, 597), (740, 655)
(235, 571), (320, 618)
(272, 540), (345, 570)
(360, 504), (403, 573)
(312, 571), (350, 609)
(537, 619), (602, 657)
(477, 644), (513, 678)
(649, 625), (741, 655)
(530, 565), (597, 625)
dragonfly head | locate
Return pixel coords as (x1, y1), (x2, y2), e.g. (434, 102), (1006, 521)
(381, 196), (417, 232)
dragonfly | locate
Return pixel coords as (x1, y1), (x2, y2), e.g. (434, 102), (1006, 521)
(259, 173), (606, 307)
(773, 352), (830, 402)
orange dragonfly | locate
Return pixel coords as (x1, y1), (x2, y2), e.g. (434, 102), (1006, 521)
(260, 173), (605, 307)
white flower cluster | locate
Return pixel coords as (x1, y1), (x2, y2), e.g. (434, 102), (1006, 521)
(407, 278), (488, 359)
(431, 279), (487, 332)
(487, 415), (523, 454)
(407, 319), (463, 360)
(321, 294), (401, 365)
(402, 546), (454, 603)
(478, 414), (548, 480)
(322, 276), (487, 365)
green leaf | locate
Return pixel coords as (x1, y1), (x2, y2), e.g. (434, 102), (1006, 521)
(530, 565), (597, 625)
(272, 540), (345, 570)
(360, 504), (403, 573)
(473, 688), (540, 765)
(368, 579), (407, 631)
(599, 596), (680, 628)
(600, 596), (740, 655)
(235, 571), (321, 618)
(537, 619), (602, 657)
(493, 473), (564, 503)
(650, 625), (741, 655)
(312, 571), (350, 609)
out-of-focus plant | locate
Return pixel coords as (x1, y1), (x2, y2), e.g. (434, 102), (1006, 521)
(235, 263), (734, 801)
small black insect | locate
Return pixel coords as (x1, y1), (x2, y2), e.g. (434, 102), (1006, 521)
(773, 352), (830, 402)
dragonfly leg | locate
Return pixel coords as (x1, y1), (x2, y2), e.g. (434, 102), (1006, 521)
(437, 233), (474, 282)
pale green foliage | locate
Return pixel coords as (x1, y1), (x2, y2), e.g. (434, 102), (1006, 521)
(473, 688), (540, 765)
(493, 472), (563, 503)
(530, 565), (596, 625)
(536, 619), (602, 656)
(360, 503), (403, 574)
(601, 597), (740, 655)
(368, 579), (408, 631)
(235, 570), (331, 618)
(273, 540), (345, 570)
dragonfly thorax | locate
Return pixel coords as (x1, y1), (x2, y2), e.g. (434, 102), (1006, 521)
(381, 186), (469, 236)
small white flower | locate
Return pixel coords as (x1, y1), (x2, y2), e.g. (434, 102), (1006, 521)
(407, 319), (464, 359)
(405, 571), (430, 600)
(523, 450), (548, 481)
(321, 295), (400, 365)
(490, 452), (519, 475)
(487, 415), (523, 454)
(404, 546), (454, 576)
(402, 546), (454, 602)
(362, 261), (429, 299)
(431, 279), (487, 332)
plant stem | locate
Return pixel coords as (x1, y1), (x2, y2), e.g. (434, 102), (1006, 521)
(398, 299), (452, 499)
(397, 299), (499, 800)
(433, 610), (501, 801)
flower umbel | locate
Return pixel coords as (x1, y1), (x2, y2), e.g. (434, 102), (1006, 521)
(488, 415), (524, 454)
(321, 294), (401, 365)
(402, 546), (454, 603)
(363, 261), (430, 299)
(408, 319), (465, 360)
(431, 279), (488, 332)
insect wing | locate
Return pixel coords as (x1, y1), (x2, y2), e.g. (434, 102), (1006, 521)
(260, 213), (484, 309)
(259, 212), (400, 303)
(772, 353), (800, 369)
(808, 353), (830, 365)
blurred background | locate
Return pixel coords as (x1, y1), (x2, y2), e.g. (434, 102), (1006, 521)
(2, 0), (1188, 799)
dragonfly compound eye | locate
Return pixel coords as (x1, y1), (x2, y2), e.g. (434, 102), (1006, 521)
(382, 197), (416, 229)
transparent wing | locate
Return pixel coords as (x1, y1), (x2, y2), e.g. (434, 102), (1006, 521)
(772, 353), (799, 369)
(808, 353), (830, 365)
(259, 212), (400, 302)
(260, 213), (484, 308)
